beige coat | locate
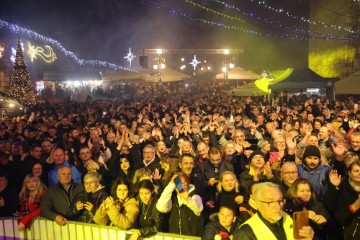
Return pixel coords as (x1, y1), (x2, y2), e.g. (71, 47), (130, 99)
(93, 197), (139, 230)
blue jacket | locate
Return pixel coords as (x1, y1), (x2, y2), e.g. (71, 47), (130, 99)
(48, 161), (82, 186)
(297, 163), (331, 198)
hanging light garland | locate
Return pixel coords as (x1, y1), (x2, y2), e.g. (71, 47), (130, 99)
(142, 0), (360, 40)
(212, 0), (355, 39)
(246, 0), (357, 33)
(0, 19), (131, 70)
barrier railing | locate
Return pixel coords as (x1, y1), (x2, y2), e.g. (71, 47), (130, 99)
(0, 217), (201, 240)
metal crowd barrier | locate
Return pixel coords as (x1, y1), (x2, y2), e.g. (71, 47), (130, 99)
(0, 217), (201, 240)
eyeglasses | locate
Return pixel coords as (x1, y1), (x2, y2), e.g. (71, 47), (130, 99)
(258, 199), (285, 207)
(275, 141), (285, 144)
(282, 171), (298, 176)
(144, 152), (154, 154)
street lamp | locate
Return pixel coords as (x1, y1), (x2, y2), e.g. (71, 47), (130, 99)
(153, 49), (165, 83)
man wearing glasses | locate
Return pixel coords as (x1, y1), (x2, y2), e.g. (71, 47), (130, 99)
(279, 162), (299, 194)
(233, 182), (314, 239)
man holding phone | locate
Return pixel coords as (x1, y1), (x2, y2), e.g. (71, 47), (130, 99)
(234, 182), (314, 239)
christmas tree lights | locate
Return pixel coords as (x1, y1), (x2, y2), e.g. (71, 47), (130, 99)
(9, 38), (36, 106)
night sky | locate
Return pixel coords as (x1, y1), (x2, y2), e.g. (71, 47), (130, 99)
(0, 0), (312, 76)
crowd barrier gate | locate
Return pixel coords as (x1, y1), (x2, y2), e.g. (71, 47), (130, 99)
(0, 217), (201, 240)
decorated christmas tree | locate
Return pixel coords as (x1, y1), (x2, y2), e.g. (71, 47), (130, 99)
(9, 38), (36, 106)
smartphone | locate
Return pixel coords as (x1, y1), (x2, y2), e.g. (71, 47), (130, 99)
(293, 211), (309, 239)
(86, 193), (94, 203)
(174, 176), (184, 193)
(269, 151), (279, 165)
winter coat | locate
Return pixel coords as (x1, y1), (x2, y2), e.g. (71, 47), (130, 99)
(0, 185), (19, 217)
(156, 181), (204, 236)
(283, 197), (341, 240)
(334, 179), (360, 240)
(202, 216), (241, 240)
(137, 197), (165, 238)
(17, 190), (46, 228)
(93, 197), (139, 230)
(40, 182), (84, 220)
(297, 163), (331, 198)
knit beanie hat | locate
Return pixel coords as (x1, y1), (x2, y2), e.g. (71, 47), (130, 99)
(249, 150), (265, 163)
(303, 145), (321, 159)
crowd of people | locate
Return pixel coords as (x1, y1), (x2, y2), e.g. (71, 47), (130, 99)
(1, 80), (360, 239)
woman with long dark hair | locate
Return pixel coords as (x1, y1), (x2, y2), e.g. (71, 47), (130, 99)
(129, 180), (165, 240)
(94, 178), (138, 229)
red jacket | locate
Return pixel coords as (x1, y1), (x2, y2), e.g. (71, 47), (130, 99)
(18, 191), (46, 228)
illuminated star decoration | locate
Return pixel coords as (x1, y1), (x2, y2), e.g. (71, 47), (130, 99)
(189, 55), (201, 71)
(124, 48), (136, 67)
(27, 42), (57, 63)
(0, 44), (4, 58)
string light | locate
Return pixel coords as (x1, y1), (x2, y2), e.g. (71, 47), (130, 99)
(212, 0), (355, 40)
(247, 0), (357, 33)
(141, 0), (360, 40)
(0, 19), (131, 71)
(27, 42), (57, 63)
(141, 0), (308, 40)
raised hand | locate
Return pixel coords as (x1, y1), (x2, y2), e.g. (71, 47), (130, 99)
(331, 139), (347, 157)
(329, 169), (341, 187)
(285, 135), (297, 151)
(152, 168), (162, 180)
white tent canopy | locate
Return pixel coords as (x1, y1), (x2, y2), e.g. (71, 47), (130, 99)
(216, 67), (260, 80)
(102, 70), (149, 81)
(146, 68), (191, 82)
(335, 71), (360, 94)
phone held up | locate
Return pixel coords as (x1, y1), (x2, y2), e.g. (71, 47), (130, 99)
(174, 176), (184, 193)
(293, 211), (309, 239)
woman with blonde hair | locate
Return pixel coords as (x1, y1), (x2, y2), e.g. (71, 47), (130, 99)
(17, 174), (47, 231)
(179, 140), (196, 157)
(132, 168), (153, 186)
(155, 140), (169, 159)
(212, 171), (243, 215)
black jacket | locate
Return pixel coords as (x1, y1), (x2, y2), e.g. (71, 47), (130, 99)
(137, 197), (166, 238)
(202, 217), (241, 240)
(67, 186), (109, 223)
(168, 194), (204, 236)
(333, 178), (360, 240)
(283, 197), (341, 240)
